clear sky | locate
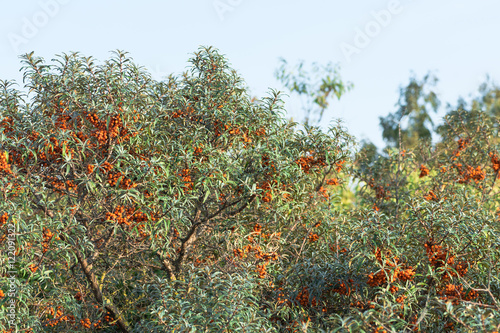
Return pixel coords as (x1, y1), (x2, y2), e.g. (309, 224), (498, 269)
(1, 0), (499, 148)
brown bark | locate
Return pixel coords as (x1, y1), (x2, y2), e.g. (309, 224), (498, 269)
(74, 248), (130, 333)
(159, 194), (257, 280)
(158, 252), (177, 281)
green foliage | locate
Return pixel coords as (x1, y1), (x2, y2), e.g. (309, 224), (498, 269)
(0, 47), (499, 333)
(135, 264), (277, 332)
(472, 76), (500, 118)
(379, 73), (440, 149)
(349, 107), (500, 332)
(0, 47), (353, 332)
(275, 59), (353, 126)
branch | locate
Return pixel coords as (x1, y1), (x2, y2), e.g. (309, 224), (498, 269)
(157, 252), (177, 281)
(74, 247), (130, 333)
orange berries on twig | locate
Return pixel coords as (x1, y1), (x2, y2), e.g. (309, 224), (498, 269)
(419, 164), (429, 178)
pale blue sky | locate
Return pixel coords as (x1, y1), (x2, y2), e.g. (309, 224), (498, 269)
(1, 0), (499, 148)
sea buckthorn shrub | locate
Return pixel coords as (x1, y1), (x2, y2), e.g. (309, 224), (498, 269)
(336, 108), (500, 332)
(2, 45), (497, 333)
(0, 47), (354, 332)
(249, 109), (498, 331)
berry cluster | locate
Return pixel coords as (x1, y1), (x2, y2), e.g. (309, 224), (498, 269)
(326, 178), (339, 185)
(0, 151), (13, 175)
(424, 190), (438, 201)
(307, 233), (319, 243)
(85, 110), (136, 147)
(419, 164), (429, 178)
(232, 223), (280, 278)
(424, 240), (477, 304)
(0, 212), (8, 225)
(490, 152), (500, 173)
(42, 227), (58, 253)
(367, 178), (391, 201)
(45, 175), (77, 194)
(0, 116), (14, 137)
(107, 171), (137, 189)
(367, 248), (415, 289)
(43, 305), (75, 328)
(331, 279), (355, 296)
(38, 137), (75, 166)
(178, 168), (193, 193)
(453, 163), (485, 184)
(295, 150), (326, 174)
(105, 205), (153, 238)
(295, 286), (318, 307)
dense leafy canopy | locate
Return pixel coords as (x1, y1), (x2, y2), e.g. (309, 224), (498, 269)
(0, 47), (499, 332)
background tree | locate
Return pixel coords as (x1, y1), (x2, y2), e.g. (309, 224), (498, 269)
(275, 59), (353, 127)
(379, 73), (440, 150)
(473, 76), (500, 118)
